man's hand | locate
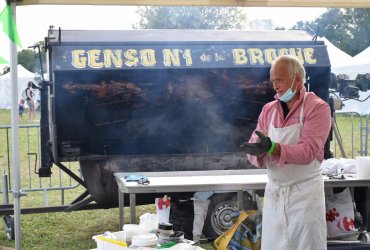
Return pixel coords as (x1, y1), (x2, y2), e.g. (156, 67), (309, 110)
(240, 131), (272, 156)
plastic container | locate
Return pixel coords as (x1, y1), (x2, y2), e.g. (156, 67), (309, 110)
(157, 222), (174, 236)
(356, 156), (370, 179)
(131, 233), (158, 247)
(92, 232), (128, 250)
(122, 224), (140, 243)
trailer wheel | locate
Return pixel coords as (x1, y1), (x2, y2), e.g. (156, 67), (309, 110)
(3, 215), (14, 240)
(202, 193), (238, 239)
(358, 231), (370, 242)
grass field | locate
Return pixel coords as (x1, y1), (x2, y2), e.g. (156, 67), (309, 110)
(0, 109), (215, 249)
(0, 109), (368, 249)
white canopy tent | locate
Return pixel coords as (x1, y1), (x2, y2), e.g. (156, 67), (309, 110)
(331, 44), (370, 79)
(319, 37), (354, 68)
(353, 46), (370, 64)
(332, 63), (370, 79)
(0, 64), (34, 109)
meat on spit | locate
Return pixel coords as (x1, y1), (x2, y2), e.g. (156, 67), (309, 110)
(62, 80), (145, 106)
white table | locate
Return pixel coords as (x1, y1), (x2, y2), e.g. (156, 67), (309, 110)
(114, 170), (370, 229)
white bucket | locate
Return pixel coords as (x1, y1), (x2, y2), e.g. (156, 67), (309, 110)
(122, 224), (140, 243)
(356, 156), (370, 179)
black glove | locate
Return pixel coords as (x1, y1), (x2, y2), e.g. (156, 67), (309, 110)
(240, 131), (272, 156)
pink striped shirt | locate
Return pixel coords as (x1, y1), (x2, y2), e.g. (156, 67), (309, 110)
(247, 87), (331, 168)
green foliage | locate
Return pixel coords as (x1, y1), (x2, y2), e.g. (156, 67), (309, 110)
(0, 41), (46, 76)
(135, 6), (247, 30)
(18, 41), (46, 75)
(17, 49), (36, 72)
(1, 66), (9, 75)
(293, 8), (370, 56)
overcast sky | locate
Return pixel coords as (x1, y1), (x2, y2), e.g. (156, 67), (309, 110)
(14, 5), (326, 49)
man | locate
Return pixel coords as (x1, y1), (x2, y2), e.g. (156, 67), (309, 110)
(241, 55), (331, 250)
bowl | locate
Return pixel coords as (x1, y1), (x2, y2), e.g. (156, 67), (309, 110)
(132, 233), (158, 247)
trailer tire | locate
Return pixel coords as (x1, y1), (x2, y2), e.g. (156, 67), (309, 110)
(202, 193), (238, 239)
(358, 231), (370, 242)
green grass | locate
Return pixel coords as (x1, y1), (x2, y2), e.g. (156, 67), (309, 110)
(331, 113), (368, 158)
(0, 109), (215, 249)
(0, 109), (367, 249)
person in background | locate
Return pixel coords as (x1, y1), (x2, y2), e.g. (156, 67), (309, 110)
(18, 98), (25, 119)
(241, 55), (331, 250)
(25, 81), (35, 121)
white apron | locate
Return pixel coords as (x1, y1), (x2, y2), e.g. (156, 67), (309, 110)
(261, 94), (327, 250)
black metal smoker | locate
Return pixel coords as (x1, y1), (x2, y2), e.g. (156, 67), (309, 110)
(38, 28), (332, 237)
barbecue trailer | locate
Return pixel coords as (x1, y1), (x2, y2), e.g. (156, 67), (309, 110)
(38, 28), (332, 237)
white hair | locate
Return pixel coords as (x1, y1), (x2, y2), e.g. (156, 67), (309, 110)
(272, 55), (306, 84)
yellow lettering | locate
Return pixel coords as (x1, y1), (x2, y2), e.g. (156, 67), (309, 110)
(104, 49), (123, 68)
(247, 48), (264, 65)
(303, 48), (317, 64)
(139, 49), (156, 67)
(264, 49), (278, 64)
(289, 48), (305, 64)
(163, 49), (181, 67)
(87, 49), (103, 68)
(232, 49), (248, 65)
(183, 49), (193, 66)
(277, 48), (307, 64)
(71, 50), (87, 68)
(124, 49), (139, 67)
(277, 48), (289, 56)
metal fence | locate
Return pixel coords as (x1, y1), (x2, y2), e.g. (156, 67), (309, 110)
(0, 124), (80, 208)
(0, 113), (369, 212)
(332, 112), (370, 159)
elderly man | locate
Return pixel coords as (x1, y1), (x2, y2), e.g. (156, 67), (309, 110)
(241, 55), (331, 250)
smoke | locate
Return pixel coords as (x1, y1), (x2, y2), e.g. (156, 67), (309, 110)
(55, 68), (273, 157)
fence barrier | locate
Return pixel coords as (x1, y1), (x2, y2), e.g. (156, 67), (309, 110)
(0, 124), (80, 209)
(0, 113), (369, 213)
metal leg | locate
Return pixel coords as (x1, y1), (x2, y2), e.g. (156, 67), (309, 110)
(119, 191), (124, 230)
(130, 193), (136, 224)
(251, 190), (256, 203)
(237, 191), (244, 210)
(332, 117), (347, 158)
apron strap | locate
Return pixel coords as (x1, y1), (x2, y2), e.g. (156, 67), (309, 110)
(270, 92), (307, 128)
(299, 93), (308, 124)
(270, 108), (276, 127)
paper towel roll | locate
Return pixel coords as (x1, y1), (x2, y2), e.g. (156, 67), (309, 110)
(356, 156), (370, 179)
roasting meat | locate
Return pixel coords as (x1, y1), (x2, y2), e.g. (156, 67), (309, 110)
(62, 80), (145, 106)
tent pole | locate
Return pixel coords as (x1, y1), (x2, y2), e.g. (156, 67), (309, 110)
(10, 2), (22, 249)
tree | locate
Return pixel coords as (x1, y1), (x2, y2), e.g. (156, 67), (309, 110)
(0, 50), (36, 75)
(135, 6), (247, 30)
(293, 8), (370, 56)
(349, 8), (370, 55)
(17, 41), (46, 75)
(18, 49), (36, 72)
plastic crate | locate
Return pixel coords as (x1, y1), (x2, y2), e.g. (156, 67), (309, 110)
(93, 231), (128, 250)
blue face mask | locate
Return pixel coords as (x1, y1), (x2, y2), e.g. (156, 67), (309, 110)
(279, 76), (297, 103)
